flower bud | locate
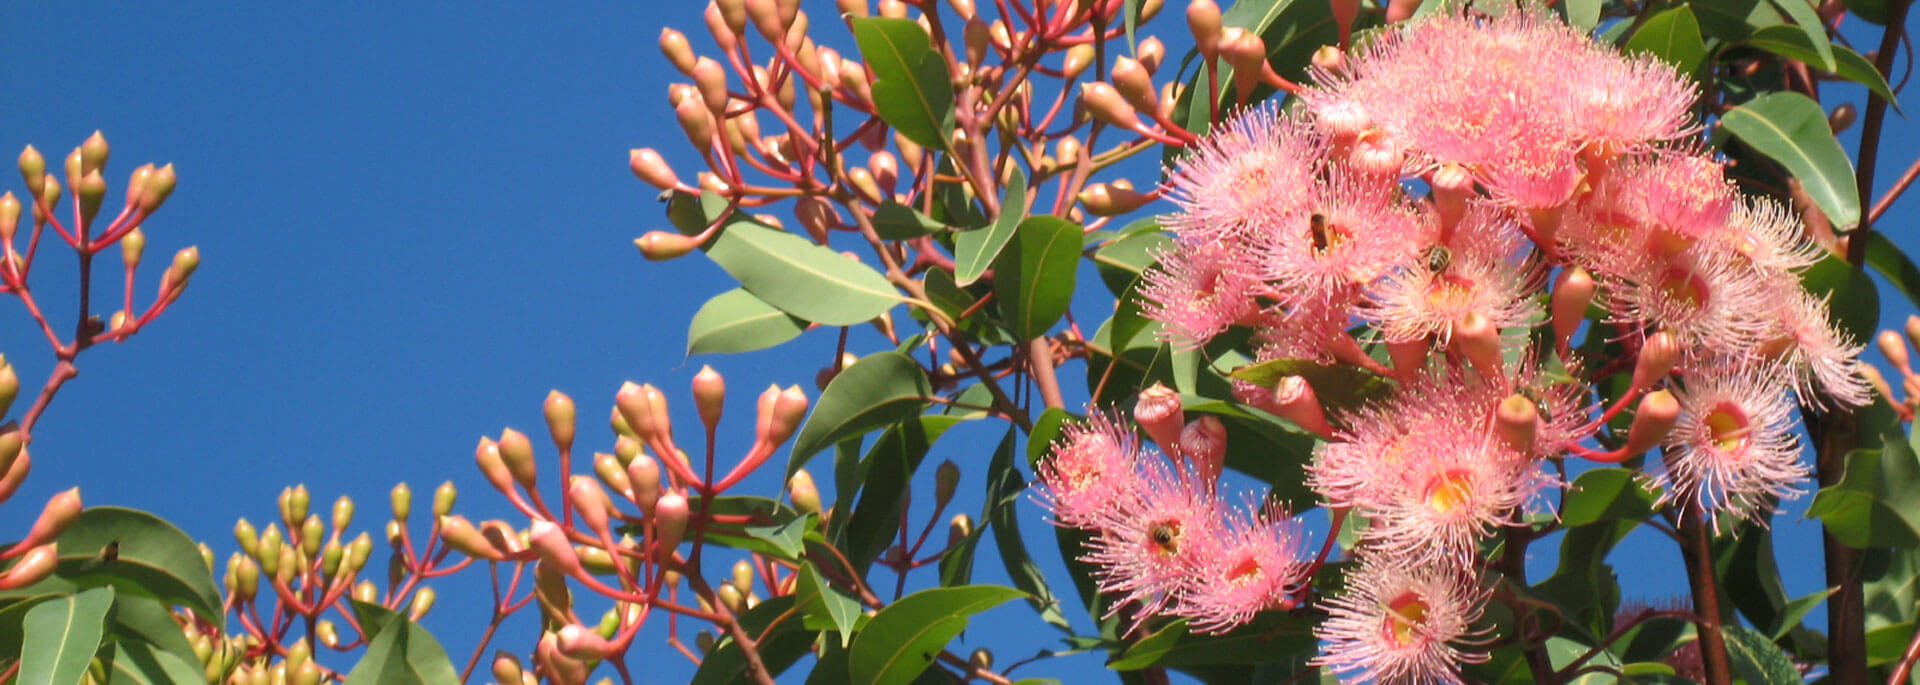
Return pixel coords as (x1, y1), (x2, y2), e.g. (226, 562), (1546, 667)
(947, 513), (972, 549)
(1830, 103), (1858, 133)
(353, 580), (377, 604)
(348, 532), (374, 573)
(1061, 44), (1097, 80)
(1311, 45), (1348, 76)
(659, 28), (697, 74)
(0, 422), (18, 477)
(594, 453), (633, 500)
(288, 485), (311, 529)
(38, 176), (61, 211)
(18, 146), (44, 197)
(498, 428), (539, 488)
(568, 476), (613, 536)
(492, 652), (525, 685)
(545, 390), (577, 453)
(77, 170), (106, 225)
(1188, 0), (1223, 58)
(629, 148), (679, 190)
(1632, 331), (1679, 390)
(291, 661), (321, 685)
(729, 559), (756, 593)
(80, 131), (109, 176)
(0, 193), (18, 243)
(1134, 383), (1186, 451)
(654, 492), (690, 555)
(1621, 390), (1680, 459)
(256, 525), (284, 576)
(1079, 82), (1140, 130)
(409, 586), (436, 621)
(676, 94), (715, 150)
(838, 0), (870, 16)
(1452, 313), (1503, 379)
(616, 382), (674, 448)
(635, 230), (703, 261)
(693, 365), (726, 431)
(529, 520), (586, 578)
(1179, 416), (1228, 481)
(120, 226), (146, 269)
(165, 246), (199, 286)
(934, 460), (960, 509)
(389, 483), (412, 522)
(124, 164), (155, 211)
(1221, 29), (1268, 97)
(1078, 182), (1153, 216)
(316, 621), (340, 650)
(1430, 163), (1473, 228)
(142, 164), (176, 212)
(970, 648), (993, 671)
(1386, 0), (1422, 21)
(0, 447), (30, 504)
(692, 57), (730, 117)
(1268, 376), (1335, 438)
(6, 488), (80, 559)
(433, 480), (457, 517)
(0, 542), (56, 591)
(1111, 57), (1157, 112)
(788, 469), (820, 514)
(301, 514), (325, 557)
(439, 515), (505, 561)
(1550, 267), (1596, 350)
(1495, 394), (1539, 456)
(228, 555), (259, 600)
(766, 385), (809, 448)
(321, 540), (343, 579)
(234, 518), (259, 557)
(557, 623), (615, 660)
(628, 454), (662, 515)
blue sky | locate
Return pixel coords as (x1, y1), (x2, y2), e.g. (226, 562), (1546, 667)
(0, 2), (1915, 683)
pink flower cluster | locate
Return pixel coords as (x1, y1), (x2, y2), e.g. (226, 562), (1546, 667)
(1042, 9), (1870, 683)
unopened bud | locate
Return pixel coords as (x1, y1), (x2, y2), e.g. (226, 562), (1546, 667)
(1178, 416), (1227, 480)
(629, 455), (662, 515)
(166, 246), (199, 285)
(80, 131), (109, 175)
(1495, 394), (1539, 455)
(1268, 376), (1335, 438)
(0, 542), (56, 591)
(970, 648), (994, 671)
(288, 485), (311, 528)
(1830, 103), (1858, 133)
(1386, 0), (1422, 21)
(1188, 0), (1223, 58)
(409, 586), (436, 621)
(934, 460), (960, 508)
(529, 520), (586, 578)
(717, 582), (747, 615)
(142, 164), (176, 212)
(1134, 383), (1186, 451)
(124, 163), (154, 211)
(354, 579), (377, 604)
(541, 391), (577, 455)
(120, 226), (145, 269)
(789, 469), (821, 514)
(230, 555), (259, 600)
(1452, 313), (1503, 378)
(492, 652), (525, 685)
(692, 365), (726, 430)
(1550, 267), (1596, 349)
(475, 437), (515, 494)
(947, 513), (972, 548)
(569, 476), (613, 535)
(636, 230), (702, 261)
(766, 385), (809, 448)
(654, 493), (690, 555)
(433, 480), (457, 517)
(730, 559), (755, 592)
(234, 518), (259, 557)
(1221, 29), (1268, 97)
(1111, 57), (1157, 113)
(0, 193), (17, 243)
(1061, 44), (1096, 80)
(1079, 182), (1153, 216)
(676, 95), (715, 150)
(1080, 82), (1140, 130)
(497, 428), (538, 488)
(257, 525), (284, 576)
(659, 28), (697, 74)
(1621, 390), (1680, 459)
(1632, 331), (1679, 390)
(629, 148), (679, 191)
(616, 382), (674, 449)
(77, 170), (106, 225)
(18, 146), (44, 197)
(301, 514), (325, 556)
(696, 630), (718, 654)
(440, 515), (505, 561)
(594, 453), (633, 500)
(1311, 45), (1347, 76)
(389, 482), (412, 522)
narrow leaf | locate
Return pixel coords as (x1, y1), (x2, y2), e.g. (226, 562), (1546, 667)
(848, 586), (1025, 685)
(1765, 0), (1836, 70)
(789, 352), (933, 475)
(985, 428), (1070, 632)
(850, 17), (956, 151)
(703, 213), (902, 325)
(1625, 5), (1709, 73)
(0, 507), (224, 629)
(20, 586), (115, 685)
(1744, 26), (1897, 105)
(872, 202), (945, 240)
(795, 564), (864, 647)
(687, 288), (808, 356)
(995, 215), (1082, 341)
(103, 641), (206, 685)
(1719, 92), (1860, 230)
(1866, 232), (1920, 311)
(954, 167), (1028, 286)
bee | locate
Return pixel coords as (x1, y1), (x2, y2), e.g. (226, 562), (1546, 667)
(99, 541), (118, 564)
(1309, 213), (1333, 253)
(1421, 245), (1453, 274)
(1147, 521), (1181, 555)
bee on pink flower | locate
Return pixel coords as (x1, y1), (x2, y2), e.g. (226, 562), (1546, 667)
(1173, 498), (1309, 634)
(1261, 167), (1425, 303)
(1362, 205), (1541, 344)
(1162, 104), (1323, 243)
(1081, 458), (1224, 623)
(1655, 364), (1808, 526)
(1141, 238), (1268, 349)
(1035, 412), (1144, 528)
(1313, 553), (1490, 684)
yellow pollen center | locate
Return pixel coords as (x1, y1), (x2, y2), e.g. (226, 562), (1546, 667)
(1425, 274), (1476, 311)
(1383, 592), (1431, 647)
(1227, 557), (1262, 583)
(1657, 269), (1709, 312)
(1424, 470), (1475, 515)
(1704, 403), (1751, 453)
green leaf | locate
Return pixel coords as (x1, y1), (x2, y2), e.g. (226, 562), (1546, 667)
(1743, 26), (1897, 105)
(695, 596), (819, 683)
(796, 563), (864, 647)
(1560, 468), (1659, 527)
(103, 640), (206, 685)
(1844, 0), (1891, 23)
(1092, 229), (1169, 296)
(873, 202), (945, 240)
(1563, 0), (1603, 30)
(789, 351), (933, 475)
(850, 16), (955, 152)
(1109, 618), (1189, 670)
(103, 595), (200, 671)
(744, 515), (813, 561)
(1, 507), (223, 628)
(985, 429), (1069, 632)
(994, 215), (1082, 341)
(954, 167), (1028, 286)
(342, 604), (461, 685)
(686, 288), (808, 356)
(703, 212), (902, 326)
(1809, 449), (1920, 548)
(1028, 408), (1076, 468)
(1720, 623), (1801, 684)
(848, 586), (1025, 685)
(1800, 253), (1880, 344)
(1719, 91), (1861, 230)
(1767, 587), (1836, 640)
(1764, 0), (1836, 70)
(1869, 232), (1920, 311)
(1226, 358), (1394, 410)
(1625, 5), (1709, 73)
(20, 586), (115, 685)
(1868, 621), (1915, 665)
(838, 416), (965, 573)
(1690, 0), (1786, 42)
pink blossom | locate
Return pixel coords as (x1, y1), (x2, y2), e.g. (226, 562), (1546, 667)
(1656, 364), (1808, 526)
(1755, 289), (1872, 409)
(1173, 498), (1308, 634)
(1362, 204), (1541, 343)
(1314, 553), (1490, 684)
(1081, 458), (1223, 622)
(1162, 105), (1323, 243)
(1141, 238), (1267, 349)
(1035, 412), (1143, 527)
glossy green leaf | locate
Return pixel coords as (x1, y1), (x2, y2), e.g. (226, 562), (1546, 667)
(1810, 450), (1920, 548)
(744, 515), (812, 560)
(1800, 253), (1880, 344)
(1092, 230), (1169, 296)
(848, 586), (1025, 685)
(1, 507), (224, 628)
(1764, 0), (1836, 70)
(1868, 621), (1914, 665)
(985, 428), (1069, 632)
(1690, 0), (1786, 41)
(103, 641), (206, 685)
(1868, 232), (1920, 311)
(838, 416), (965, 573)
(1109, 618), (1189, 670)
(954, 167), (1027, 286)
(850, 17), (955, 152)
(1227, 358), (1394, 410)
(1721, 623), (1801, 684)
(1151, 611), (1318, 667)
(704, 215), (902, 326)
(1625, 5), (1709, 73)
(795, 564), (864, 647)
(995, 215), (1082, 341)
(1563, 0), (1603, 30)
(1560, 468), (1659, 527)
(1028, 408), (1076, 468)
(789, 351), (933, 475)
(1767, 587), (1836, 640)
(103, 595), (199, 670)
(686, 288), (807, 356)
(1844, 0), (1891, 23)
(1720, 92), (1861, 230)
(20, 586), (115, 685)
(873, 202), (945, 240)
(693, 596), (818, 684)
(1743, 26), (1897, 105)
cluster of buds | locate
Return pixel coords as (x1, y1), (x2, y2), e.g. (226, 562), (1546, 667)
(1039, 7), (1868, 682)
(211, 482), (459, 683)
(446, 366), (815, 684)
(1865, 317), (1920, 421)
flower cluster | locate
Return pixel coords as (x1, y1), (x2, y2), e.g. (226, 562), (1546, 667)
(1042, 8), (1869, 683)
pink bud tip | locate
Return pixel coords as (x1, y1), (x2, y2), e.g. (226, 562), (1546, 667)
(654, 493), (690, 556)
(528, 520), (586, 578)
(1550, 267), (1596, 350)
(766, 385), (809, 448)
(1495, 395), (1539, 456)
(1622, 390), (1681, 460)
(693, 365), (726, 431)
(636, 231), (701, 261)
(1178, 416), (1228, 482)
(556, 623), (616, 659)
(1631, 331), (1680, 391)
(1134, 383), (1186, 452)
(1452, 313), (1503, 379)
(567, 476), (613, 535)
(1269, 376), (1335, 439)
